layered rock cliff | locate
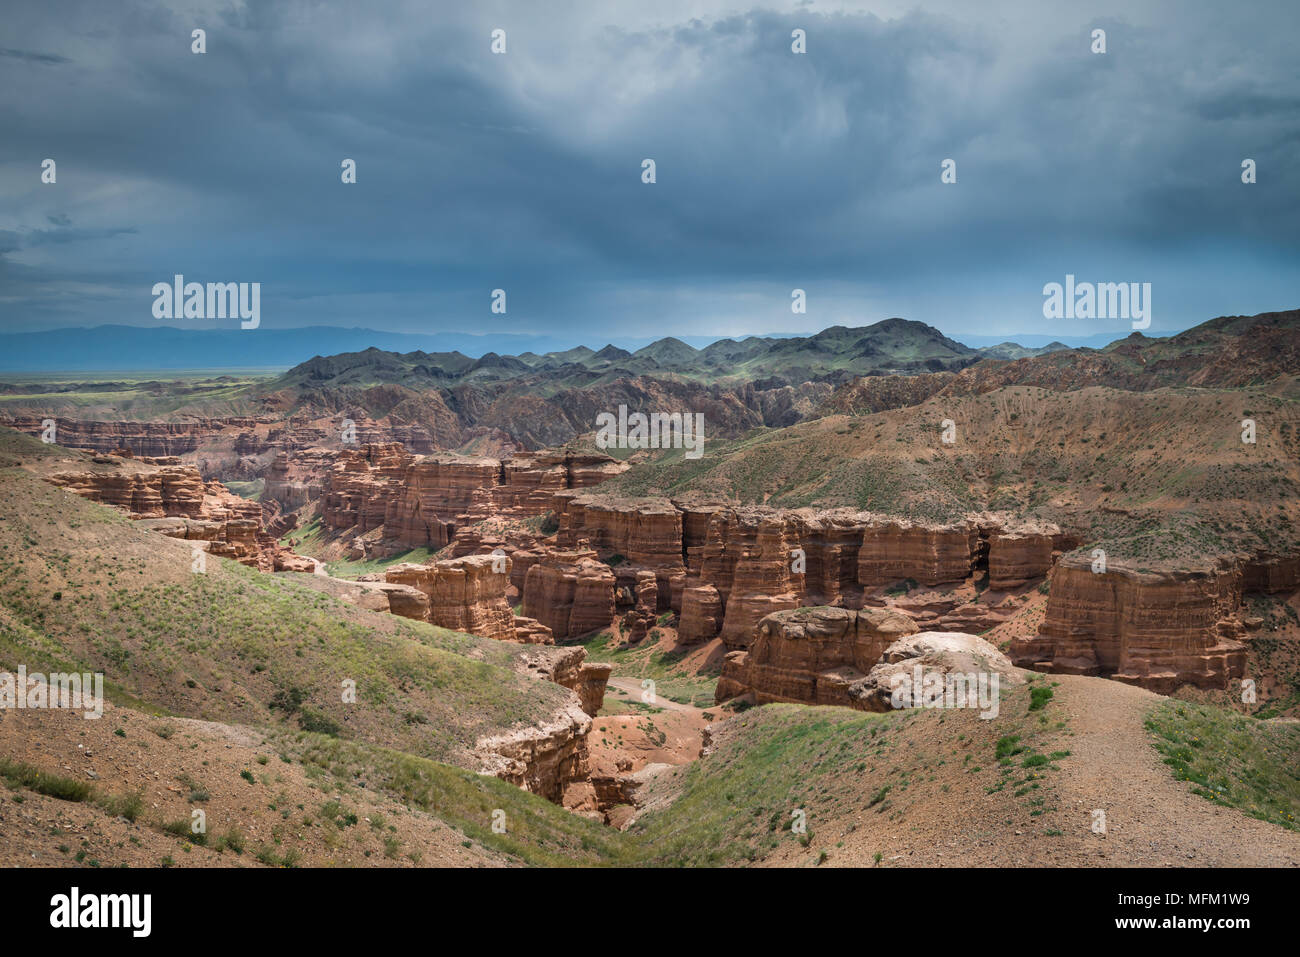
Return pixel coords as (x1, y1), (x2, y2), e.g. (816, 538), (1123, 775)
(549, 492), (1069, 651)
(42, 457), (297, 570)
(474, 700), (593, 803)
(857, 520), (980, 586)
(384, 554), (517, 641)
(521, 548), (617, 640)
(1010, 554), (1249, 692)
(554, 492), (687, 609)
(715, 606), (918, 706)
(318, 446), (628, 552)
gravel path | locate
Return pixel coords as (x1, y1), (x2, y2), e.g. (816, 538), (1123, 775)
(1046, 675), (1300, 867)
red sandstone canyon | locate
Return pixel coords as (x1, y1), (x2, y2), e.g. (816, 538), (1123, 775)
(3, 308), (1298, 881)
(4, 3), (1299, 908)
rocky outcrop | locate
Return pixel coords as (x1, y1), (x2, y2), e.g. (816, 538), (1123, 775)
(0, 414), (463, 465)
(384, 455), (501, 547)
(1010, 555), (1249, 692)
(521, 548), (617, 640)
(694, 508), (807, 649)
(676, 500), (728, 575)
(987, 529), (1057, 590)
(716, 606), (918, 706)
(43, 459), (300, 571)
(383, 554), (516, 641)
(555, 493), (686, 610)
(1242, 551), (1300, 594)
(678, 582), (723, 644)
(263, 448), (334, 510)
(850, 631), (1022, 713)
(474, 701), (593, 803)
(549, 495), (1069, 651)
(369, 582), (429, 619)
(46, 464), (207, 518)
(493, 451), (628, 515)
(513, 615), (555, 645)
(318, 448), (627, 550)
(472, 640), (616, 802)
(574, 662), (613, 716)
(320, 443), (415, 538)
(798, 511), (868, 606)
(515, 645), (611, 718)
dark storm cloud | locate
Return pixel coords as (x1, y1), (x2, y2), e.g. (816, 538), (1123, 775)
(0, 47), (72, 64)
(0, 0), (1296, 342)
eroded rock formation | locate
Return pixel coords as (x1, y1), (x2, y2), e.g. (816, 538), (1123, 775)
(384, 554), (516, 641)
(678, 582), (723, 644)
(515, 645), (612, 718)
(521, 548), (616, 640)
(555, 492), (686, 609)
(715, 606), (918, 706)
(1010, 555), (1249, 692)
(42, 458), (299, 570)
(552, 492), (1069, 652)
(318, 446), (628, 554)
(850, 631), (1022, 712)
(857, 520), (979, 586)
(474, 701), (593, 803)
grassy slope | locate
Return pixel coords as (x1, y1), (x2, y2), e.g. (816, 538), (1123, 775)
(1146, 699), (1300, 832)
(0, 458), (570, 767)
(629, 676), (1075, 866)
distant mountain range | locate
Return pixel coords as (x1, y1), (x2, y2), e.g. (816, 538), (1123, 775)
(0, 322), (1089, 374)
(0, 311), (1292, 454)
(278, 318), (1072, 391)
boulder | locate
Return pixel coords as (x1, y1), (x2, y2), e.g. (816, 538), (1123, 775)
(850, 630), (1022, 713)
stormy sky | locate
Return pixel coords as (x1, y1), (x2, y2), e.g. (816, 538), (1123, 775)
(1, 0), (1297, 347)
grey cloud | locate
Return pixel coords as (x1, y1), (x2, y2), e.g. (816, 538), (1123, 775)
(0, 0), (1295, 340)
(0, 47), (71, 64)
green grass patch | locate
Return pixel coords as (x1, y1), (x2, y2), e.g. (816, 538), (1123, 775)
(1146, 699), (1300, 832)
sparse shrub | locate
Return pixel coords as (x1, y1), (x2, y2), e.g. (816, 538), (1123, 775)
(298, 708), (341, 736)
(0, 758), (92, 802)
(98, 790), (144, 822)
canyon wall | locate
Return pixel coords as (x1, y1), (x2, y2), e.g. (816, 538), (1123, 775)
(857, 520), (980, 586)
(521, 548), (617, 640)
(554, 492), (687, 609)
(2, 416), (268, 457)
(0, 414), (451, 461)
(1010, 555), (1249, 692)
(317, 446), (628, 553)
(555, 492), (1068, 652)
(42, 457), (299, 570)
